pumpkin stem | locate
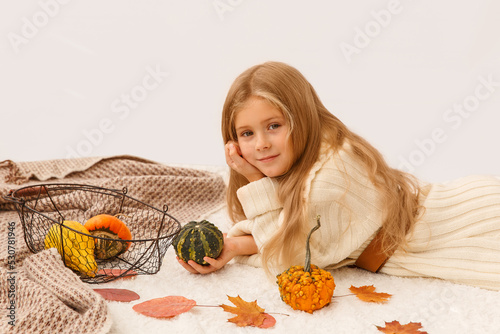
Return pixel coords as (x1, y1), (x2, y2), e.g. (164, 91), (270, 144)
(304, 215), (321, 273)
(114, 213), (130, 219)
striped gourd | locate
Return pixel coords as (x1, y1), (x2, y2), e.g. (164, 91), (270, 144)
(172, 220), (224, 266)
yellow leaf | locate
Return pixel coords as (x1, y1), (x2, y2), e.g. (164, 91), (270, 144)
(220, 295), (275, 328)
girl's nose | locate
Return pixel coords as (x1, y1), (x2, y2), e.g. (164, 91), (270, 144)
(256, 134), (270, 150)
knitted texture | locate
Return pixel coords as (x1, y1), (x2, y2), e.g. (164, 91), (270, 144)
(0, 156), (226, 333)
(0, 156), (226, 224)
(1, 249), (112, 334)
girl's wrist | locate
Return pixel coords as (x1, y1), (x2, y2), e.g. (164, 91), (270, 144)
(247, 174), (265, 182)
(226, 235), (258, 257)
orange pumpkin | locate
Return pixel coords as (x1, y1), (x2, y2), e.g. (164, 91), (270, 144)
(84, 214), (132, 260)
(276, 216), (335, 313)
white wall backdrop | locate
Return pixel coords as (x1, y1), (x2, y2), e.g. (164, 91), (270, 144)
(1, 0), (499, 183)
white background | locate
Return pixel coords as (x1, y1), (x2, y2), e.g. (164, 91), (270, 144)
(1, 0), (499, 183)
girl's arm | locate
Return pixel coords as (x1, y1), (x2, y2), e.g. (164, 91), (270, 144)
(176, 234), (258, 274)
(177, 141), (263, 274)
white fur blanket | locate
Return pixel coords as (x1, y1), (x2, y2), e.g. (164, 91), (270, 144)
(104, 165), (500, 334)
(1, 160), (499, 334)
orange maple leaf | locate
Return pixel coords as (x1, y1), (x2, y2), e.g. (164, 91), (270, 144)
(349, 285), (392, 303)
(376, 320), (428, 333)
(220, 295), (276, 328)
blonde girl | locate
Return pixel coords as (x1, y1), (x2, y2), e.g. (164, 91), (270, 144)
(177, 61), (500, 291)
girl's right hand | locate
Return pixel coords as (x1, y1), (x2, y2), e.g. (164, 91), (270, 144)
(225, 141), (265, 182)
(176, 234), (258, 274)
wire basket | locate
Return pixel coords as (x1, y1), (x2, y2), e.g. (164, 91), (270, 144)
(4, 183), (181, 284)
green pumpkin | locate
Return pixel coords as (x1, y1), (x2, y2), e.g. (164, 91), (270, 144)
(172, 220), (224, 266)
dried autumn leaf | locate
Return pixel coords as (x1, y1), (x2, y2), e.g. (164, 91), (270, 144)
(220, 295), (276, 328)
(97, 268), (138, 280)
(259, 313), (277, 329)
(349, 285), (391, 303)
(93, 288), (140, 302)
(376, 321), (428, 334)
(133, 296), (196, 319)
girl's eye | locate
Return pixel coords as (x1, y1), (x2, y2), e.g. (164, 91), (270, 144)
(240, 131), (253, 137)
(269, 123), (281, 130)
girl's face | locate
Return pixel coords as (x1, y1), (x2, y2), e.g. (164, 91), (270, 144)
(234, 96), (294, 178)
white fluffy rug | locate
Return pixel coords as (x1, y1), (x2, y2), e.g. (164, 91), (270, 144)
(101, 166), (500, 334)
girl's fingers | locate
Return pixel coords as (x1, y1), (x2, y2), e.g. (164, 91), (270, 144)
(224, 142), (265, 182)
(178, 255), (222, 274)
(202, 256), (220, 267)
(226, 143), (239, 159)
(226, 143), (250, 170)
(187, 259), (219, 274)
(224, 143), (235, 165)
(225, 143), (244, 170)
(176, 257), (200, 274)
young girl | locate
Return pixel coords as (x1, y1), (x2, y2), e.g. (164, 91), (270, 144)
(177, 61), (500, 291)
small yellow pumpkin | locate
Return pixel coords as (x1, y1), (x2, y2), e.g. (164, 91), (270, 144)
(44, 220), (98, 277)
(276, 216), (335, 313)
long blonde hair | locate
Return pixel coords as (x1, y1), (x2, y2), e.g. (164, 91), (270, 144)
(221, 61), (422, 273)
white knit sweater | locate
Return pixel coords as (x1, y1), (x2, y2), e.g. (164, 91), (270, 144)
(227, 143), (500, 291)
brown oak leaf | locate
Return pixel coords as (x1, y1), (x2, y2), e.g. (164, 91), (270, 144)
(220, 295), (276, 328)
(133, 296), (196, 319)
(349, 285), (392, 303)
(376, 321), (428, 333)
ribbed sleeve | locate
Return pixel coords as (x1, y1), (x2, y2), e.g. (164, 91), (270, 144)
(236, 177), (281, 219)
(228, 178), (282, 267)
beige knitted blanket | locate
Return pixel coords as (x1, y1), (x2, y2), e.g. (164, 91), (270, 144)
(0, 156), (226, 334)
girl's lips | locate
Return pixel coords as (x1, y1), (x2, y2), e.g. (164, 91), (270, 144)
(258, 155), (278, 163)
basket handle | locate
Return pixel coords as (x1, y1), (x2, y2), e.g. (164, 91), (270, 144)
(9, 186), (48, 198)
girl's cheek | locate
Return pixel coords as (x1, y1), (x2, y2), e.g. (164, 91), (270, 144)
(240, 148), (254, 163)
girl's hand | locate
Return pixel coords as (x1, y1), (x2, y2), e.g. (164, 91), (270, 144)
(225, 141), (265, 182)
(176, 248), (231, 275)
(176, 234), (257, 274)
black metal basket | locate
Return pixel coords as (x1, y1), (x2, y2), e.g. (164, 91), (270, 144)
(4, 183), (181, 284)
